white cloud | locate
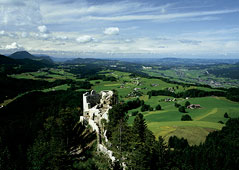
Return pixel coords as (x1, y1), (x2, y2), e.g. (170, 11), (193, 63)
(0, 0), (42, 28)
(41, 1), (173, 24)
(5, 42), (23, 50)
(55, 35), (68, 40)
(38, 25), (48, 33)
(125, 39), (132, 43)
(41, 34), (50, 39)
(104, 27), (119, 35)
(21, 32), (28, 38)
(36, 25), (51, 40)
(87, 9), (239, 22)
(0, 30), (5, 35)
(76, 35), (94, 43)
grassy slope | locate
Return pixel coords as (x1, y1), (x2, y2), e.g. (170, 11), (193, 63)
(94, 70), (239, 145)
(10, 68), (78, 82)
(1, 68), (83, 106)
(6, 69), (239, 145)
(144, 68), (239, 88)
(128, 96), (239, 145)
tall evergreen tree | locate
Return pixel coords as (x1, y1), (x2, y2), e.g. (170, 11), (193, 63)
(132, 113), (147, 143)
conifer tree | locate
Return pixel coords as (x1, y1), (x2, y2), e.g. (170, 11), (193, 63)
(132, 113), (147, 143)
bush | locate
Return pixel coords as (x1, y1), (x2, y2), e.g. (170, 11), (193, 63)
(141, 104), (150, 112)
(178, 106), (186, 113)
(174, 103), (181, 108)
(132, 111), (139, 116)
(185, 101), (190, 107)
(224, 112), (229, 118)
(218, 121), (224, 124)
(181, 114), (192, 121)
(155, 104), (162, 110)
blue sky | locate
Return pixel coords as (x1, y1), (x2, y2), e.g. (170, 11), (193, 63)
(0, 0), (239, 58)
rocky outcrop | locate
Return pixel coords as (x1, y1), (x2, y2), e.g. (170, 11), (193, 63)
(80, 90), (116, 163)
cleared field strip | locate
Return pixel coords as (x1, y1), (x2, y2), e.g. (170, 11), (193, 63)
(147, 121), (224, 145)
(147, 121), (223, 130)
(194, 108), (218, 121)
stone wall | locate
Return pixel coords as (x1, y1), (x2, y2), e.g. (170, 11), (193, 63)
(83, 90), (100, 115)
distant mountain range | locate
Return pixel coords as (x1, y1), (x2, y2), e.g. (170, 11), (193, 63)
(64, 57), (116, 64)
(9, 51), (53, 63)
(0, 51), (55, 74)
(113, 57), (239, 65)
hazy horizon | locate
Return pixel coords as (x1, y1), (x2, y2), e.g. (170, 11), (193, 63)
(1, 0), (239, 58)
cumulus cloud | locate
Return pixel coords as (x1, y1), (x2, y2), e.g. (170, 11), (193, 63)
(104, 27), (119, 35)
(76, 35), (94, 43)
(38, 25), (48, 33)
(0, 30), (5, 35)
(5, 42), (23, 50)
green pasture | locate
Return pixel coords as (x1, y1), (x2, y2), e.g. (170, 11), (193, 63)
(127, 95), (239, 145)
(9, 68), (78, 82)
(42, 84), (70, 92)
(144, 67), (239, 88)
(8, 68), (239, 146)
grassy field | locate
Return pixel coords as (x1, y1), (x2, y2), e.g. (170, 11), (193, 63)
(42, 84), (70, 92)
(7, 68), (239, 145)
(126, 95), (239, 145)
(10, 68), (78, 82)
(143, 67), (239, 88)
(92, 70), (239, 145)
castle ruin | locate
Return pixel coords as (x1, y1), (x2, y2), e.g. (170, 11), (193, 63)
(80, 90), (116, 162)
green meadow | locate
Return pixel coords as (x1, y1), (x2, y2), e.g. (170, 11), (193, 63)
(127, 95), (239, 145)
(10, 68), (78, 82)
(92, 70), (239, 145)
(8, 68), (239, 145)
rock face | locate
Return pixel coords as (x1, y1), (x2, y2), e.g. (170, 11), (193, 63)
(80, 90), (116, 162)
(82, 90), (113, 123)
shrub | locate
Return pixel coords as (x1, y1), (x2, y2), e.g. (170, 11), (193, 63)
(141, 104), (150, 112)
(155, 104), (162, 110)
(174, 103), (181, 108)
(178, 106), (186, 113)
(181, 114), (192, 121)
(224, 112), (229, 118)
(185, 101), (190, 107)
(132, 111), (139, 116)
(218, 121), (224, 124)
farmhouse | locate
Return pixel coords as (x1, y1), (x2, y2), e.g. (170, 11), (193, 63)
(164, 98), (176, 102)
(187, 104), (201, 109)
(151, 84), (158, 87)
(142, 66), (152, 69)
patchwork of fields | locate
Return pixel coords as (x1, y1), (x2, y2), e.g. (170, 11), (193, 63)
(91, 70), (239, 145)
(8, 69), (239, 145)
